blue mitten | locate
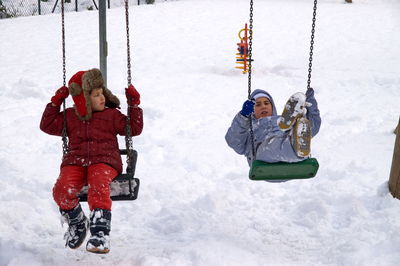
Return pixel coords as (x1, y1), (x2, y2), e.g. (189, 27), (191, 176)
(306, 87), (314, 98)
(305, 87), (315, 110)
(240, 100), (255, 117)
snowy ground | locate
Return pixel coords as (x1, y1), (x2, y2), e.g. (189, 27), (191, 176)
(1, 0), (400, 265)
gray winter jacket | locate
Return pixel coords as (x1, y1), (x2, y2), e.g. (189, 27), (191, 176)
(225, 88), (321, 166)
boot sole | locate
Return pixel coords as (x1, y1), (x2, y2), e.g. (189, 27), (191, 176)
(87, 247), (110, 254)
(292, 117), (312, 157)
(278, 93), (306, 131)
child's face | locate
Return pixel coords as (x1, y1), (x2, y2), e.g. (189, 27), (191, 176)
(90, 88), (106, 112)
(254, 97), (273, 119)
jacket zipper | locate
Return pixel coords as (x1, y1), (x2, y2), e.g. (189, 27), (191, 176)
(86, 121), (90, 165)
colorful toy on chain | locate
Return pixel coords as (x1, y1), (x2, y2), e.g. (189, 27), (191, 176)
(235, 23), (253, 74)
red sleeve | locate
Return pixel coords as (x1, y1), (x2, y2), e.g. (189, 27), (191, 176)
(39, 103), (64, 136)
(114, 107), (143, 136)
(128, 106), (143, 136)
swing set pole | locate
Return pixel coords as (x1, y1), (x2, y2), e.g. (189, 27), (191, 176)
(99, 0), (108, 86)
(389, 117), (400, 199)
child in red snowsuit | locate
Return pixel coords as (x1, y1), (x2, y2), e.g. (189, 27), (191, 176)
(40, 68), (143, 254)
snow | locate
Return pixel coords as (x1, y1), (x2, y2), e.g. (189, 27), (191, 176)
(1, 0), (400, 265)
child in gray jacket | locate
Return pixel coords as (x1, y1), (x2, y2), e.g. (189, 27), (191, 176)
(225, 88), (321, 166)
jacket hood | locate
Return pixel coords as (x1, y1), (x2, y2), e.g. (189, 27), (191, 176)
(250, 89), (277, 116)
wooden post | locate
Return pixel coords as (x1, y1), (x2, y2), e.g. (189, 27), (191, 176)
(389, 117), (400, 198)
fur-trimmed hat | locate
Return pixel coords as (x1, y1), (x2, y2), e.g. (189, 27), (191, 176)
(68, 68), (120, 120)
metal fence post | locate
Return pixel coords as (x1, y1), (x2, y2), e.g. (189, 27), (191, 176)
(51, 0), (58, 14)
(99, 0), (107, 86)
(38, 0), (41, 15)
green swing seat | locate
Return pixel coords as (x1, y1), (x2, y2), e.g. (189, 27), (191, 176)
(249, 158), (319, 181)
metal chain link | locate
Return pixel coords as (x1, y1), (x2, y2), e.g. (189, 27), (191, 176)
(124, 0), (134, 173)
(61, 0), (68, 156)
(247, 0), (256, 158)
(307, 0), (318, 90)
(125, 0), (132, 86)
(247, 0), (253, 100)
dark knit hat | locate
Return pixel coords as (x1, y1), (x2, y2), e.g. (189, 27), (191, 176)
(68, 68), (120, 120)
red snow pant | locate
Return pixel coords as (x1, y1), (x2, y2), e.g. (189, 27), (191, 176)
(53, 163), (118, 211)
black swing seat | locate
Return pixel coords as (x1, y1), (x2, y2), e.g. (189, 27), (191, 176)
(78, 149), (140, 201)
(249, 158), (319, 181)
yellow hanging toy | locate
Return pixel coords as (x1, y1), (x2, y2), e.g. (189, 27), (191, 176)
(235, 23), (254, 74)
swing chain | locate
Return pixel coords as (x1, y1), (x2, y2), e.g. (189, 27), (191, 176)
(125, 0), (132, 86)
(247, 0), (253, 99)
(125, 121), (134, 173)
(61, 3), (66, 87)
(307, 0), (318, 90)
(61, 0), (68, 156)
(247, 0), (256, 158)
(124, 0), (134, 173)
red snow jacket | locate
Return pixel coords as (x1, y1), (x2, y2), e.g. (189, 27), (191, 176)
(40, 103), (143, 173)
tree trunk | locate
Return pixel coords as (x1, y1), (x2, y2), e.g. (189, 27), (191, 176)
(389, 117), (400, 199)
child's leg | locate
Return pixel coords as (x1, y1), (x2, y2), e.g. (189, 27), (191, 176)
(53, 165), (87, 210)
(86, 163), (117, 254)
(254, 116), (309, 163)
(86, 163), (118, 211)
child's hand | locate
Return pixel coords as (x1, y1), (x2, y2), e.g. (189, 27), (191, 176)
(306, 87), (314, 97)
(51, 86), (69, 106)
(240, 100), (255, 117)
(305, 87), (314, 110)
(125, 84), (140, 106)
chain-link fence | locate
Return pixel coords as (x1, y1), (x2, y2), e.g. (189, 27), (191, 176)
(0, 0), (100, 18)
(0, 0), (162, 19)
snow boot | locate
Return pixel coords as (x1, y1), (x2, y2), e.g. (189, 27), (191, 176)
(60, 204), (89, 249)
(278, 92), (307, 131)
(292, 117), (312, 157)
(86, 208), (111, 254)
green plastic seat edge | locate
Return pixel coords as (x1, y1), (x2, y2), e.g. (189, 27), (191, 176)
(249, 158), (319, 181)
